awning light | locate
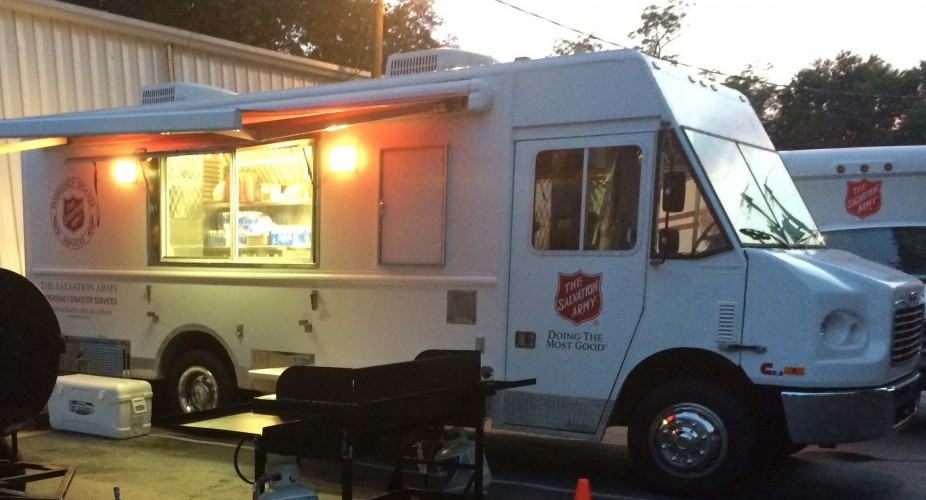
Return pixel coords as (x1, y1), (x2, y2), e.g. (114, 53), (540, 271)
(113, 160), (139, 184)
(328, 145), (358, 172)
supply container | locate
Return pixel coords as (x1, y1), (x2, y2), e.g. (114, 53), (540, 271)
(47, 374), (152, 439)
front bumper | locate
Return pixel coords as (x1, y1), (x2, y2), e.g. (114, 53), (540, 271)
(780, 371), (920, 444)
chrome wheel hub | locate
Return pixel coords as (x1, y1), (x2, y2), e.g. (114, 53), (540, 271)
(177, 366), (219, 413)
(650, 403), (727, 477)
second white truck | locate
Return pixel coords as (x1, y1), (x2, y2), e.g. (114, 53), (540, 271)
(782, 145), (926, 387)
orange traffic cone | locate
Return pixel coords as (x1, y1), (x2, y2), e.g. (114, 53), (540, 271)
(574, 478), (591, 500)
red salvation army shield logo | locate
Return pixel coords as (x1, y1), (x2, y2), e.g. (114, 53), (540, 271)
(555, 271), (602, 325)
(51, 177), (99, 249)
(62, 196), (85, 232)
(845, 179), (881, 218)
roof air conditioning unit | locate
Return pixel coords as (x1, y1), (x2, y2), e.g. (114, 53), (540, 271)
(140, 82), (236, 105)
(386, 49), (496, 77)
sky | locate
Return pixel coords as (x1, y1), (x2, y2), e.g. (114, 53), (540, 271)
(430, 0), (926, 85)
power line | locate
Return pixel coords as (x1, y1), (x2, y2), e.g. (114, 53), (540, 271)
(488, 0), (925, 101)
(490, 0), (629, 50)
(490, 0), (740, 76)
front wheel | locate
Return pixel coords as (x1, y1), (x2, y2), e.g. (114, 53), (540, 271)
(627, 380), (756, 496)
(167, 350), (236, 414)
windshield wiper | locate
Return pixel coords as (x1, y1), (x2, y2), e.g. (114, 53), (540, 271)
(794, 229), (823, 247)
(764, 185), (816, 242)
(739, 227), (788, 246)
(740, 193), (789, 245)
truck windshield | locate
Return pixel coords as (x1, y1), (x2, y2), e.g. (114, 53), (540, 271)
(685, 129), (823, 248)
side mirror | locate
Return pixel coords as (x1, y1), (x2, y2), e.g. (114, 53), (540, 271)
(662, 172), (686, 213)
(658, 228), (680, 256)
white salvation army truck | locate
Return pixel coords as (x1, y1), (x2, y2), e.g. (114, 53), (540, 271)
(782, 145), (926, 387)
(0, 49), (922, 494)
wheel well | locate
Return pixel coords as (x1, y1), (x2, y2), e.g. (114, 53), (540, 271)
(610, 348), (754, 426)
(158, 330), (236, 385)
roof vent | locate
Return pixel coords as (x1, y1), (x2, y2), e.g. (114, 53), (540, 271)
(386, 48), (496, 77)
(140, 82), (236, 105)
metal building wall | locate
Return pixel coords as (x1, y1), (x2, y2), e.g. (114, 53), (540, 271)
(0, 0), (365, 273)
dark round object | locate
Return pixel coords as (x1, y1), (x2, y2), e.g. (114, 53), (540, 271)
(0, 269), (64, 436)
(166, 349), (236, 414)
(627, 379), (756, 496)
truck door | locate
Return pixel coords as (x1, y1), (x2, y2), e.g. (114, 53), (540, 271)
(503, 134), (651, 435)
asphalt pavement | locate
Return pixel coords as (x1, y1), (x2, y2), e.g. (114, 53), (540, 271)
(9, 402), (926, 500)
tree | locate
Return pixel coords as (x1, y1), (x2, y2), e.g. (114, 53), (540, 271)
(57, 0), (448, 72)
(552, 35), (603, 56)
(628, 0), (691, 61)
(723, 64), (779, 125)
(767, 52), (920, 149)
(893, 61), (926, 145)
(551, 1), (691, 58)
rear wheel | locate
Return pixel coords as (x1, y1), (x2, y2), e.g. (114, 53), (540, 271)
(627, 380), (756, 496)
(167, 350), (236, 414)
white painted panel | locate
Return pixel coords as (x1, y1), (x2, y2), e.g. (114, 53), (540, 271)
(379, 147), (447, 266)
(15, 14), (42, 117)
(33, 15), (61, 114)
(170, 46), (332, 95)
(0, 10), (25, 119)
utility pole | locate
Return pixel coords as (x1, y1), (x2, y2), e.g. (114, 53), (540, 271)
(373, 0), (384, 77)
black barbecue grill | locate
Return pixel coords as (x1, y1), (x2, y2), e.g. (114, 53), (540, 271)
(173, 349), (533, 499)
(0, 269), (74, 499)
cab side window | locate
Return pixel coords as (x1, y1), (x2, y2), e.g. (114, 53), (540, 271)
(653, 131), (730, 258)
(533, 146), (642, 251)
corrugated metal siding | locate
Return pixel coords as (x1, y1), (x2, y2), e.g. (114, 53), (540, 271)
(0, 0), (364, 273)
(3, 11), (170, 115)
(169, 45), (357, 95)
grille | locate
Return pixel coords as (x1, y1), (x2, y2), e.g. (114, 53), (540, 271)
(59, 336), (129, 377)
(387, 53), (439, 76)
(716, 302), (737, 342)
(141, 86), (176, 105)
(892, 304), (924, 366)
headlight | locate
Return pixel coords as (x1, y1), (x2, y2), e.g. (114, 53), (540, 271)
(820, 310), (865, 349)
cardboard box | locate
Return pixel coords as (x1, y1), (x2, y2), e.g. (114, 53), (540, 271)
(48, 374), (152, 439)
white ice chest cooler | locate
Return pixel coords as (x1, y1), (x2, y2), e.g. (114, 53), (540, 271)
(48, 374), (153, 439)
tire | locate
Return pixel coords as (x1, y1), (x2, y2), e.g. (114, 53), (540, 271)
(167, 350), (236, 414)
(627, 380), (756, 496)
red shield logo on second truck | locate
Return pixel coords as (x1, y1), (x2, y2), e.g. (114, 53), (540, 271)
(845, 179), (882, 218)
(555, 271), (602, 325)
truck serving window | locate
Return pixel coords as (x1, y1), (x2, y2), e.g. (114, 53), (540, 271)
(532, 146), (641, 251)
(154, 140), (316, 266)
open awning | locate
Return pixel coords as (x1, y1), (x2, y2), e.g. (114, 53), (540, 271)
(0, 78), (491, 153)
